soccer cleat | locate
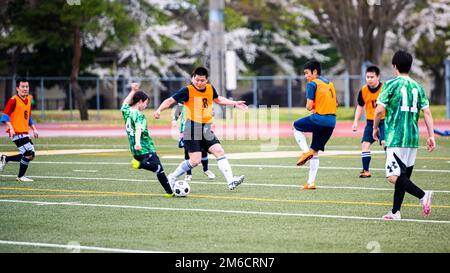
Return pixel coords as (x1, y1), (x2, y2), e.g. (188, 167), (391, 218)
(228, 175), (245, 190)
(296, 150), (314, 166)
(303, 182), (316, 190)
(164, 193), (175, 198)
(382, 211), (401, 220)
(204, 170), (216, 179)
(184, 175), (192, 181)
(131, 159), (141, 169)
(421, 191), (433, 218)
(0, 154), (6, 172)
(168, 173), (177, 190)
(16, 176), (34, 182)
(359, 170), (372, 178)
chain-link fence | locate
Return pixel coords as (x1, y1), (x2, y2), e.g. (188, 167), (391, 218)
(0, 72), (425, 121)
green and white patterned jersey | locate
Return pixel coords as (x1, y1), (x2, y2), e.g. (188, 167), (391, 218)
(180, 105), (186, 133)
(121, 104), (156, 155)
(377, 76), (429, 148)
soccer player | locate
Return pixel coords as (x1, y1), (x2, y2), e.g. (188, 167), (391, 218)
(293, 60), (337, 190)
(373, 50), (435, 220)
(154, 67), (247, 190)
(172, 103), (216, 181)
(0, 79), (39, 182)
(352, 66), (385, 178)
(122, 82), (173, 197)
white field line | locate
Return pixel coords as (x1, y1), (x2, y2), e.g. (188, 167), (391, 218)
(1, 173), (450, 194)
(73, 170), (99, 173)
(0, 240), (169, 253)
(0, 199), (449, 224)
(19, 160), (450, 174)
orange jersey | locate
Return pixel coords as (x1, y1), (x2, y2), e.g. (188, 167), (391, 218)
(360, 84), (385, 120)
(184, 84), (214, 124)
(6, 95), (32, 134)
(311, 78), (337, 115)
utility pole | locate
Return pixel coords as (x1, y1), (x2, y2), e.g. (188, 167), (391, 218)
(209, 0), (226, 118)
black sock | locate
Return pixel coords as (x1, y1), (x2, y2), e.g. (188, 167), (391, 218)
(361, 152), (371, 171)
(184, 149), (191, 175)
(18, 156), (30, 177)
(202, 159), (208, 172)
(6, 154), (22, 162)
(392, 181), (405, 214)
(157, 172), (173, 194)
(398, 175), (425, 199)
(201, 150), (208, 172)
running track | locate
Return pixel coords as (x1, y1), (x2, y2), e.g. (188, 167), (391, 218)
(1, 121), (449, 138)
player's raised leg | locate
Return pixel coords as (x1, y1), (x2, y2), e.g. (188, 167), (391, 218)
(293, 118), (314, 166)
(132, 153), (173, 196)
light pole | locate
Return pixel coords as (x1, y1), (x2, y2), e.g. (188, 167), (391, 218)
(209, 0), (226, 118)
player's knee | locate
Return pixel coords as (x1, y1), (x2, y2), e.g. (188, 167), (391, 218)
(362, 142), (371, 151)
(387, 176), (398, 184)
(209, 146), (225, 158)
(24, 151), (35, 161)
(189, 158), (201, 167)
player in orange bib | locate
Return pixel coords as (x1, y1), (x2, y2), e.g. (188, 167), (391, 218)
(293, 61), (337, 190)
(352, 66), (385, 178)
(154, 67), (247, 191)
(0, 79), (39, 182)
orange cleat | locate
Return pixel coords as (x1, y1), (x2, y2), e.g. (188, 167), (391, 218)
(296, 150), (314, 166)
(303, 182), (316, 190)
(359, 170), (372, 178)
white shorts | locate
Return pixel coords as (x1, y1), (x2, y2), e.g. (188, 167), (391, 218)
(385, 147), (417, 177)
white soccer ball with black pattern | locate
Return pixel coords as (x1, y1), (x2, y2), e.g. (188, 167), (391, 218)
(173, 180), (190, 197)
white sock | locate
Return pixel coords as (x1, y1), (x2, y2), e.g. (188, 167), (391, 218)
(172, 160), (193, 178)
(307, 156), (319, 184)
(217, 156), (234, 184)
(294, 129), (309, 152)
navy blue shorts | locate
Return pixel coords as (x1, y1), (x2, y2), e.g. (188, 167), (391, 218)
(293, 116), (334, 152)
(362, 120), (385, 144)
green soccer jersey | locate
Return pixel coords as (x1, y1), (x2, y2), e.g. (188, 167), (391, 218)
(121, 104), (156, 155)
(377, 76), (429, 148)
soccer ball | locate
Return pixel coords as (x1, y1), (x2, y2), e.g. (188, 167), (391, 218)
(173, 180), (190, 197)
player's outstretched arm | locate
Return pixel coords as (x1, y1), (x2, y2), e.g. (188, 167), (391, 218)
(372, 104), (385, 141)
(30, 124), (38, 139)
(423, 107), (436, 152)
(154, 97), (177, 119)
(134, 126), (142, 151)
(214, 96), (248, 110)
(122, 82), (140, 106)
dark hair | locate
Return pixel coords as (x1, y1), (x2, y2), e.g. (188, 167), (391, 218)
(15, 78), (29, 88)
(191, 67), (209, 78)
(303, 60), (321, 75)
(392, 50), (413, 73)
(130, 91), (149, 106)
(366, 66), (380, 76)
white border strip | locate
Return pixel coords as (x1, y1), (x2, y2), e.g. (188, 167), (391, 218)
(24, 161), (450, 173)
(1, 174), (449, 193)
(0, 240), (169, 253)
(1, 199), (449, 224)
